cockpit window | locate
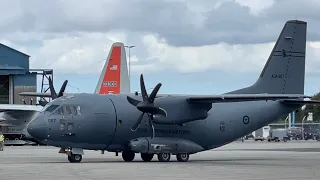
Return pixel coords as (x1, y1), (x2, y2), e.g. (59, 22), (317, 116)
(54, 106), (64, 115)
(44, 105), (60, 112)
(52, 104), (82, 116)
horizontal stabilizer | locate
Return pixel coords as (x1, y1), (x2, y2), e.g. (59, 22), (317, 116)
(280, 99), (320, 105)
(19, 92), (52, 98)
(187, 94), (310, 103)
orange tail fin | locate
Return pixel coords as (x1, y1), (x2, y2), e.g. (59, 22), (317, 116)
(94, 42), (130, 94)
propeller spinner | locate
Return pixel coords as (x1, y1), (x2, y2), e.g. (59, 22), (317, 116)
(126, 74), (167, 138)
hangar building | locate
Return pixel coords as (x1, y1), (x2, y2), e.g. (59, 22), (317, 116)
(0, 43), (52, 105)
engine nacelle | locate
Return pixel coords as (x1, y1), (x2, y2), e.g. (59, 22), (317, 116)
(127, 137), (204, 154)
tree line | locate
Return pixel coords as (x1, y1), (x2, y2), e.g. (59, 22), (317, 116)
(276, 92), (320, 123)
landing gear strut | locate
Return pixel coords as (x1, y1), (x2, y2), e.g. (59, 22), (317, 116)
(122, 150), (135, 162)
(68, 153), (82, 163)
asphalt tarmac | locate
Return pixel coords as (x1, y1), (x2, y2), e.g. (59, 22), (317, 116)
(0, 140), (320, 180)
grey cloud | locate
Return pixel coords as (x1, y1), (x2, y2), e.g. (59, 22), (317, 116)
(1, 0), (320, 46)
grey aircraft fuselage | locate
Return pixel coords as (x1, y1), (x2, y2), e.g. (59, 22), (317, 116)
(26, 19), (319, 163)
(29, 93), (300, 151)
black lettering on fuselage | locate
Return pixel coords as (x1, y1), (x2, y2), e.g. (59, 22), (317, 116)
(271, 74), (285, 78)
(48, 119), (56, 123)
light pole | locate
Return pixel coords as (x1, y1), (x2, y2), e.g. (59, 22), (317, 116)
(124, 45), (135, 91)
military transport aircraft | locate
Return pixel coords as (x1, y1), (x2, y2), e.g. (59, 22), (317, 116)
(1, 42), (130, 144)
(25, 20), (320, 163)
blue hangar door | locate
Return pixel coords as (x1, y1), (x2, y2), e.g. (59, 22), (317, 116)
(0, 75), (9, 104)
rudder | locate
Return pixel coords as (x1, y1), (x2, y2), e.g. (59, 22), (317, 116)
(94, 42), (130, 94)
(228, 20), (307, 95)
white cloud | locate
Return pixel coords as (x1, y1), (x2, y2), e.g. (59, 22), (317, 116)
(1, 31), (128, 75)
(128, 34), (320, 75)
(1, 0), (320, 79)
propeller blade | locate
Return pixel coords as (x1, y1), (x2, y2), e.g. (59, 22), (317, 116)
(148, 115), (155, 139)
(148, 83), (162, 103)
(140, 74), (148, 101)
(131, 113), (145, 131)
(127, 96), (142, 106)
(57, 80), (68, 98)
(39, 100), (48, 107)
(48, 76), (57, 99)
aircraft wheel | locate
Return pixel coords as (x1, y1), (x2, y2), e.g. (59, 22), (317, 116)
(157, 153), (171, 162)
(68, 154), (82, 163)
(122, 150), (135, 162)
(176, 153), (189, 162)
(141, 153), (154, 162)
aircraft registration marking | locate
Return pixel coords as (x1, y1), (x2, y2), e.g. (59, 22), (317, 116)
(271, 74), (285, 78)
(103, 81), (117, 87)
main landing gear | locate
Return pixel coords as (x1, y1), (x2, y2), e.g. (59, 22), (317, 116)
(68, 153), (82, 163)
(121, 151), (190, 162)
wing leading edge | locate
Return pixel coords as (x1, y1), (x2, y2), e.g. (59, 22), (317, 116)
(0, 104), (44, 112)
(186, 94), (311, 103)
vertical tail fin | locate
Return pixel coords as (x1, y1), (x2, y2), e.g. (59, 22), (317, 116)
(94, 42), (130, 94)
(228, 20), (307, 95)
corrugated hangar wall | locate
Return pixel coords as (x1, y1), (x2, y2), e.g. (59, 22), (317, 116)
(0, 43), (37, 105)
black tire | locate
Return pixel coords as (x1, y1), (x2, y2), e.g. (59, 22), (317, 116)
(68, 154), (82, 163)
(176, 153), (189, 162)
(122, 151), (135, 162)
(157, 153), (171, 162)
(141, 153), (154, 162)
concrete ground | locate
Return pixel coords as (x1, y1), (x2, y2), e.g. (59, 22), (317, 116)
(0, 140), (320, 180)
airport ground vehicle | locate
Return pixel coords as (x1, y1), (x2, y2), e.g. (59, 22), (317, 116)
(254, 126), (270, 141)
(303, 128), (319, 140)
(267, 129), (289, 142)
(287, 127), (303, 140)
(245, 133), (254, 139)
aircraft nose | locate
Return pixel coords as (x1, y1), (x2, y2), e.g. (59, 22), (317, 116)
(27, 117), (46, 141)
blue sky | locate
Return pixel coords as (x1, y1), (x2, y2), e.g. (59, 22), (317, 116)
(49, 68), (320, 96)
(1, 0), (320, 97)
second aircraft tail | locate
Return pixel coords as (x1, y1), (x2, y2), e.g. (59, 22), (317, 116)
(94, 42), (130, 94)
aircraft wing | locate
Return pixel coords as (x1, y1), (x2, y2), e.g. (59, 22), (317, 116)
(0, 104), (44, 112)
(186, 94), (310, 103)
(19, 92), (52, 98)
(280, 99), (320, 105)
(0, 104), (43, 126)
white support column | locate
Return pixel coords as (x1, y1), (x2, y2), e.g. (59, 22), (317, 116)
(288, 113), (292, 128)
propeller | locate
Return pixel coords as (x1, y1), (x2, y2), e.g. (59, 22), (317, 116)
(22, 98), (33, 105)
(48, 76), (68, 100)
(38, 77), (68, 106)
(126, 74), (167, 138)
